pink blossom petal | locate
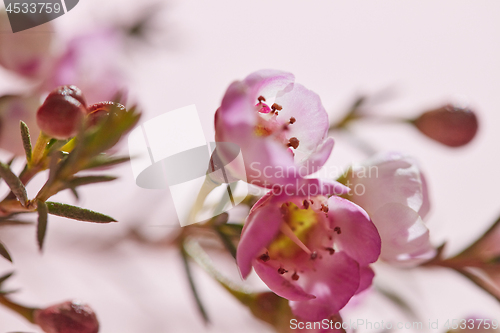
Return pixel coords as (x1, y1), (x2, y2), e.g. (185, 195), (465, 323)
(372, 203), (434, 265)
(218, 81), (256, 127)
(0, 11), (53, 78)
(237, 205), (283, 278)
(297, 137), (335, 176)
(350, 152), (426, 215)
(275, 84), (329, 153)
(327, 196), (381, 265)
(289, 252), (360, 321)
(253, 260), (315, 301)
(356, 266), (375, 294)
(418, 172), (431, 219)
(243, 69), (295, 100)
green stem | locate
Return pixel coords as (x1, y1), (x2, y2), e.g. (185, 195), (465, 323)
(0, 294), (37, 323)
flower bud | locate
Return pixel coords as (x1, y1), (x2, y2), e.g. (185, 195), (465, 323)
(33, 300), (99, 333)
(86, 101), (125, 127)
(37, 87), (87, 139)
(48, 86), (87, 107)
(413, 104), (478, 147)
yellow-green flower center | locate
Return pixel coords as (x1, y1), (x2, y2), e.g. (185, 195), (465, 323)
(268, 202), (318, 259)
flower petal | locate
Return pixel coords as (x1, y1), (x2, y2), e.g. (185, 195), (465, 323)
(372, 203), (435, 265)
(327, 196), (381, 265)
(356, 266), (375, 294)
(275, 83), (329, 153)
(243, 69), (295, 100)
(297, 137), (335, 176)
(289, 252), (360, 321)
(237, 204), (283, 278)
(253, 259), (315, 301)
(350, 152), (426, 215)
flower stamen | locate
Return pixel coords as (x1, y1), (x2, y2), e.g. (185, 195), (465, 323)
(280, 223), (312, 255)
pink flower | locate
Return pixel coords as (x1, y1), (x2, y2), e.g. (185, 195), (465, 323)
(0, 95), (40, 155)
(236, 190), (381, 321)
(33, 300), (99, 333)
(43, 28), (125, 105)
(214, 69), (348, 195)
(0, 11), (54, 78)
(344, 152), (435, 266)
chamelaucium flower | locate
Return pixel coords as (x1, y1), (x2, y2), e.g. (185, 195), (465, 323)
(0, 10), (53, 78)
(214, 69), (349, 196)
(237, 189), (381, 321)
(341, 152), (435, 266)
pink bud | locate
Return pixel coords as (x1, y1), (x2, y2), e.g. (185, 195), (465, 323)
(33, 300), (99, 333)
(36, 86), (87, 139)
(413, 104), (479, 147)
(48, 86), (87, 107)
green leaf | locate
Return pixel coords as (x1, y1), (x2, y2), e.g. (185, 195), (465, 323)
(46, 202), (116, 223)
(0, 242), (12, 262)
(0, 163), (27, 206)
(83, 155), (130, 170)
(180, 244), (210, 324)
(66, 175), (117, 189)
(19, 121), (31, 163)
(36, 201), (48, 251)
(69, 187), (79, 200)
(0, 271), (14, 285)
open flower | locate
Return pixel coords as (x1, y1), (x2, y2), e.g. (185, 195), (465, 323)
(214, 69), (348, 195)
(43, 28), (125, 105)
(34, 300), (99, 333)
(237, 190), (381, 321)
(343, 152), (435, 266)
(0, 11), (54, 78)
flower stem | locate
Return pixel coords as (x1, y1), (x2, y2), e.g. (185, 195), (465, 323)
(0, 294), (37, 323)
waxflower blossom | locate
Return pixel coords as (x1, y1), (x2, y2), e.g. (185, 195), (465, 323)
(413, 104), (478, 147)
(214, 69), (348, 195)
(44, 28), (125, 105)
(33, 300), (99, 333)
(0, 11), (53, 78)
(36, 86), (87, 139)
(343, 152), (435, 266)
(237, 190), (381, 321)
(0, 95), (40, 155)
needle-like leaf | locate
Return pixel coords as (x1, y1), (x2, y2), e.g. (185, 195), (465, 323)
(46, 202), (116, 223)
(36, 201), (48, 251)
(0, 163), (27, 207)
(0, 242), (12, 262)
(19, 121), (32, 163)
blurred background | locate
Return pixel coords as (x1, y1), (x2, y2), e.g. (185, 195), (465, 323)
(0, 0), (499, 332)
